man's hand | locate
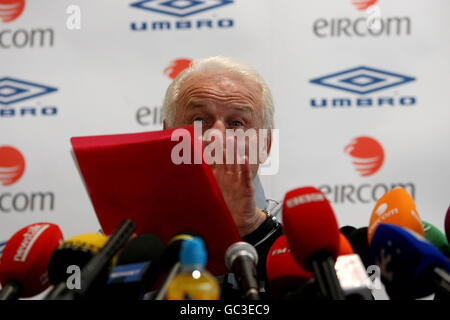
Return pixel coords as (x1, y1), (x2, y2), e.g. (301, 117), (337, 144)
(211, 156), (267, 237)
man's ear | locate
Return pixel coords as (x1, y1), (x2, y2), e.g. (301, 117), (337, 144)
(163, 119), (167, 130)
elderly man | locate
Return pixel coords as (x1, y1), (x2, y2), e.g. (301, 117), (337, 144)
(162, 56), (283, 297)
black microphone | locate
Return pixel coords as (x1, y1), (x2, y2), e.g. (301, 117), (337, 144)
(106, 233), (166, 299)
(225, 241), (260, 300)
(340, 226), (356, 239)
(47, 219), (135, 300)
(45, 232), (110, 300)
(347, 227), (371, 269)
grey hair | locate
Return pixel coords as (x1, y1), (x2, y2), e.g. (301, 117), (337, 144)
(162, 56), (275, 130)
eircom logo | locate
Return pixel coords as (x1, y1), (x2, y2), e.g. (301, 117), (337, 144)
(0, 146), (25, 186)
(0, 146), (55, 213)
(164, 58), (192, 79)
(0, 0), (55, 49)
(352, 0), (377, 11)
(0, 0), (25, 23)
(318, 137), (415, 204)
(344, 136), (384, 177)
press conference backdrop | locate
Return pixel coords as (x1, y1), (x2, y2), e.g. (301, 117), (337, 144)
(1, 0), (449, 263)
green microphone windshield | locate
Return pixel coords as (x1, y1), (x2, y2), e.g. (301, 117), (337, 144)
(422, 220), (450, 257)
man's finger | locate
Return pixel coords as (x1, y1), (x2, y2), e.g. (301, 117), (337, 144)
(240, 156), (252, 189)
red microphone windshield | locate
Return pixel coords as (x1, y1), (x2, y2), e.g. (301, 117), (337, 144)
(282, 186), (340, 268)
(0, 223), (63, 297)
(266, 235), (312, 297)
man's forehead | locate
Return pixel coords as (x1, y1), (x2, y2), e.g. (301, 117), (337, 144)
(173, 70), (265, 126)
(180, 71), (262, 96)
(186, 99), (254, 114)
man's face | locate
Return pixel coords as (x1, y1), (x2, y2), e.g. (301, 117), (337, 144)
(165, 71), (270, 179)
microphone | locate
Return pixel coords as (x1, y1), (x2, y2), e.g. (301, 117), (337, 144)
(225, 242), (260, 300)
(347, 227), (371, 269)
(153, 232), (202, 300)
(266, 235), (371, 300)
(445, 206), (450, 243)
(44, 232), (110, 300)
(422, 221), (450, 258)
(282, 186), (345, 300)
(47, 219), (135, 300)
(338, 232), (354, 256)
(166, 237), (220, 300)
(334, 254), (373, 300)
(266, 235), (312, 298)
(340, 226), (356, 239)
(0, 223), (63, 300)
(368, 187), (424, 244)
(160, 232), (205, 273)
(370, 223), (450, 299)
(47, 233), (109, 286)
(106, 233), (166, 300)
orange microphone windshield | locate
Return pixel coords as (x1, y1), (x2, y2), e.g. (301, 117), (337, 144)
(338, 232), (354, 256)
(368, 187), (424, 244)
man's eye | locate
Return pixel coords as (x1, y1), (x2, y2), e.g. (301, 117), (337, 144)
(231, 120), (243, 127)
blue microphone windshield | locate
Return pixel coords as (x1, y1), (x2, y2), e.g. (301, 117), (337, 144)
(370, 223), (450, 299)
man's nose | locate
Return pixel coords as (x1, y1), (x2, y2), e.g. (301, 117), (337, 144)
(210, 119), (226, 135)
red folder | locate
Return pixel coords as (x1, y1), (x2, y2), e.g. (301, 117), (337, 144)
(70, 125), (241, 275)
